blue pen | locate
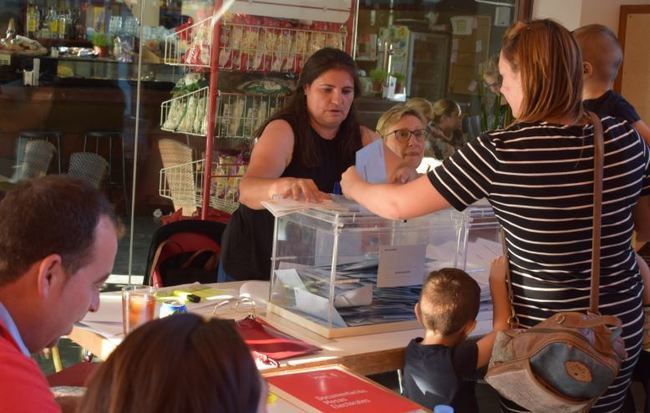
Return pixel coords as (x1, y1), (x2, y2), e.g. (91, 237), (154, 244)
(332, 181), (342, 195)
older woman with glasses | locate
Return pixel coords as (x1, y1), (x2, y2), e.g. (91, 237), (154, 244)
(376, 104), (428, 169)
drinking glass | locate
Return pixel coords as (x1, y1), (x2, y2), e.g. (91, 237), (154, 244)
(122, 286), (156, 334)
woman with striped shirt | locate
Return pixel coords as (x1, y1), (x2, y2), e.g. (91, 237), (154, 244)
(341, 19), (650, 412)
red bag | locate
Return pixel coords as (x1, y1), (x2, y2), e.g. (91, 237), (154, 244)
(235, 316), (320, 362)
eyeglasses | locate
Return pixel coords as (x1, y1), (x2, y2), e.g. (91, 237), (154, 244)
(211, 294), (256, 318)
(386, 128), (429, 142)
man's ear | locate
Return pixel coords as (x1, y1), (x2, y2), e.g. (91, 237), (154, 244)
(36, 254), (64, 299)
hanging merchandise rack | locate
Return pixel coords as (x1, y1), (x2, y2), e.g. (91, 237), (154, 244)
(159, 158), (246, 214)
(164, 16), (214, 68)
(164, 16), (348, 74)
(159, 0), (357, 219)
(215, 92), (288, 139)
(218, 22), (346, 73)
(160, 90), (288, 139)
(160, 87), (210, 136)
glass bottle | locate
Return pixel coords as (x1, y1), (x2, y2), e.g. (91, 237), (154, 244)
(58, 10), (68, 39)
(50, 7), (60, 39)
(26, 1), (40, 38)
(6, 18), (16, 40)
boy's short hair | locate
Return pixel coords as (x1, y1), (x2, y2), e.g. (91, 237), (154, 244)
(419, 268), (481, 335)
(572, 24), (623, 83)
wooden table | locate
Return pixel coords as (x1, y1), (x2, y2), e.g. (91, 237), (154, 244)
(69, 281), (492, 376)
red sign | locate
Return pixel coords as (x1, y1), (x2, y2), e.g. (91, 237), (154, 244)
(266, 367), (425, 413)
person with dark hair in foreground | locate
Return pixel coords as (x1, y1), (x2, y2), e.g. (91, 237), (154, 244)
(0, 175), (119, 413)
(78, 314), (267, 413)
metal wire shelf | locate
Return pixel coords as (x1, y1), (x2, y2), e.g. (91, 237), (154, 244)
(160, 87), (210, 136)
(164, 16), (213, 68)
(216, 92), (287, 139)
(218, 22), (346, 73)
(160, 89), (288, 139)
(159, 158), (246, 215)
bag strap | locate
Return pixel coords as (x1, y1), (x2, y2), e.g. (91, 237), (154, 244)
(180, 248), (218, 271)
(588, 111), (604, 314)
(148, 239), (181, 287)
(500, 229), (518, 328)
(500, 112), (605, 323)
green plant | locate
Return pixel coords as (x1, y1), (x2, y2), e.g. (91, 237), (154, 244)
(478, 79), (512, 132)
(90, 32), (112, 48)
(369, 68), (388, 85)
(390, 72), (405, 83)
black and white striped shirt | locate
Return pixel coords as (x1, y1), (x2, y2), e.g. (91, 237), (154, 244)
(428, 116), (650, 411)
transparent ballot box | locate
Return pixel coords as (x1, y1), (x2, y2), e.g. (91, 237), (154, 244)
(267, 200), (501, 338)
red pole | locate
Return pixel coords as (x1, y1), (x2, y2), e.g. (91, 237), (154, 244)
(201, 0), (223, 220)
(346, 0), (358, 55)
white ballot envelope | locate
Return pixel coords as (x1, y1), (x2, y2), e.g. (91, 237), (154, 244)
(355, 139), (387, 184)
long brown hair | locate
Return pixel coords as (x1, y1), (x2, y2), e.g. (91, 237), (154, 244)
(259, 47), (363, 167)
(78, 314), (262, 413)
(501, 19), (584, 124)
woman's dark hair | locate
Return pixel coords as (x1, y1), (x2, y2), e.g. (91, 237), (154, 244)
(259, 47), (363, 167)
(78, 314), (262, 413)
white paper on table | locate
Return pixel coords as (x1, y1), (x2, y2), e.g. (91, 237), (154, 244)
(355, 139), (386, 184)
(377, 244), (427, 288)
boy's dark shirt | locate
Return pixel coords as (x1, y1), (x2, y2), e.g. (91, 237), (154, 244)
(403, 337), (479, 413)
(583, 90), (640, 123)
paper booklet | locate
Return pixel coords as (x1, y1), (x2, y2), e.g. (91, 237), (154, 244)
(262, 195), (358, 217)
(264, 365), (427, 413)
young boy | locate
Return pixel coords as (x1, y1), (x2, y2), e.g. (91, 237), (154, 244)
(402, 260), (509, 412)
(572, 24), (650, 144)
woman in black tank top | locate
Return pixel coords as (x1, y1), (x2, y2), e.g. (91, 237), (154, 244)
(219, 48), (379, 281)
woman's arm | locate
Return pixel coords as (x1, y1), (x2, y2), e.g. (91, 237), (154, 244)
(238, 120), (329, 209)
(341, 166), (450, 219)
(475, 256), (511, 368)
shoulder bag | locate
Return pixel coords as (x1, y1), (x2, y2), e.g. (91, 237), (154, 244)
(484, 113), (628, 413)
